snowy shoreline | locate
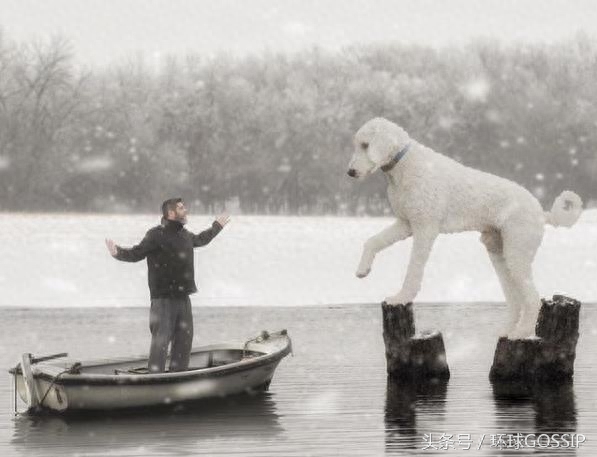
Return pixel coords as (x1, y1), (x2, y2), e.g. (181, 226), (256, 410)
(1, 210), (596, 307)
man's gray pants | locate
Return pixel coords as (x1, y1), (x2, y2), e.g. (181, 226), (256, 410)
(148, 296), (193, 373)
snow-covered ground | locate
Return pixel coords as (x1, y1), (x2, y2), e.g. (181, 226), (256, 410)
(0, 211), (596, 307)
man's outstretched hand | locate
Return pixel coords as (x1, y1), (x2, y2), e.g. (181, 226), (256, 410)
(216, 214), (231, 227)
(105, 238), (118, 257)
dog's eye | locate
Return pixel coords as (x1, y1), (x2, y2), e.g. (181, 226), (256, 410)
(361, 142), (369, 150)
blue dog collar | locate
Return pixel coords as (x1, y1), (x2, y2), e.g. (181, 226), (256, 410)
(381, 143), (410, 172)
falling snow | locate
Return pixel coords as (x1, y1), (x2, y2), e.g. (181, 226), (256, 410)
(462, 77), (490, 102)
(76, 156), (114, 173)
(0, 155), (10, 170)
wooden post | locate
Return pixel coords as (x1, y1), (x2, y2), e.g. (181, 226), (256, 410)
(489, 295), (581, 382)
(382, 302), (450, 381)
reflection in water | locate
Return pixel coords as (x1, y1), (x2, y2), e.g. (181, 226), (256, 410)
(385, 377), (449, 452)
(3, 305), (596, 456)
(491, 380), (577, 454)
(12, 392), (283, 456)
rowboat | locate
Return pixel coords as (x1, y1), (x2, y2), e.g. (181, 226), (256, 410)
(9, 329), (292, 413)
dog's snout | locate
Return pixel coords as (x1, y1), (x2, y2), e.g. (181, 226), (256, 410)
(347, 169), (357, 178)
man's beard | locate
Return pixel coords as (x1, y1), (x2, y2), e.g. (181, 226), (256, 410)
(175, 214), (187, 224)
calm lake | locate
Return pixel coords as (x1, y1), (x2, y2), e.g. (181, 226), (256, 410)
(2, 303), (596, 456)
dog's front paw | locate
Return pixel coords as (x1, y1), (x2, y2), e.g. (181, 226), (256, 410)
(384, 293), (414, 305)
(355, 267), (371, 278)
(498, 326), (512, 338)
(506, 326), (535, 340)
(498, 320), (519, 338)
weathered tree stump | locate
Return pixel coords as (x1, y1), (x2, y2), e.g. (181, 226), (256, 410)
(382, 302), (450, 380)
(489, 295), (581, 382)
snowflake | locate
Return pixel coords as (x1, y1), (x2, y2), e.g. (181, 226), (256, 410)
(533, 186), (545, 199)
(485, 110), (501, 123)
(438, 115), (456, 129)
(462, 77), (490, 102)
(76, 156), (114, 172)
(0, 155), (11, 170)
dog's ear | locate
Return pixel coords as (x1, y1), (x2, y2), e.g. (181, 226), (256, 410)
(368, 122), (409, 165)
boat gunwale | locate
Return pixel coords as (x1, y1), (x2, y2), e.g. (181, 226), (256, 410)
(11, 336), (292, 386)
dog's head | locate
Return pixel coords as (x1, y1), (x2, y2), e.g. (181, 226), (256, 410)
(347, 117), (410, 179)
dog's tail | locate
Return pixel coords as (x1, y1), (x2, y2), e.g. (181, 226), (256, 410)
(544, 190), (583, 227)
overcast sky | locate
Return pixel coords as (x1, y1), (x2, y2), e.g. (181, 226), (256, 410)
(1, 0), (597, 67)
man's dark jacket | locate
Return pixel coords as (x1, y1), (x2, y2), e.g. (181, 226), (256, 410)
(115, 218), (222, 298)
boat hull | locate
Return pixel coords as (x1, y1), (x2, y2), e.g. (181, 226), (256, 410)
(12, 331), (291, 412)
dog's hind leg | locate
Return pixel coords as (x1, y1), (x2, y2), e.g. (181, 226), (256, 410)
(481, 229), (522, 336)
(501, 225), (543, 339)
(356, 219), (411, 278)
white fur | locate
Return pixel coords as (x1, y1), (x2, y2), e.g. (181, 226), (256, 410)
(348, 117), (583, 339)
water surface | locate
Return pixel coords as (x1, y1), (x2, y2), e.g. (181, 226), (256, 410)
(2, 303), (595, 456)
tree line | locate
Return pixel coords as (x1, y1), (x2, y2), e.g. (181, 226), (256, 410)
(0, 30), (596, 215)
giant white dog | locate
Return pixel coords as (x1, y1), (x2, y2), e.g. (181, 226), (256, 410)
(348, 117), (582, 339)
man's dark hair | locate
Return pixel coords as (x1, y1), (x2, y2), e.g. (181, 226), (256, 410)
(162, 198), (183, 218)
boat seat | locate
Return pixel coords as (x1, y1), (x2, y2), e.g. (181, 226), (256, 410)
(114, 367), (149, 375)
(114, 366), (211, 375)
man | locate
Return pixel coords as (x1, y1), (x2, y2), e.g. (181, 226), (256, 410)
(105, 198), (230, 373)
